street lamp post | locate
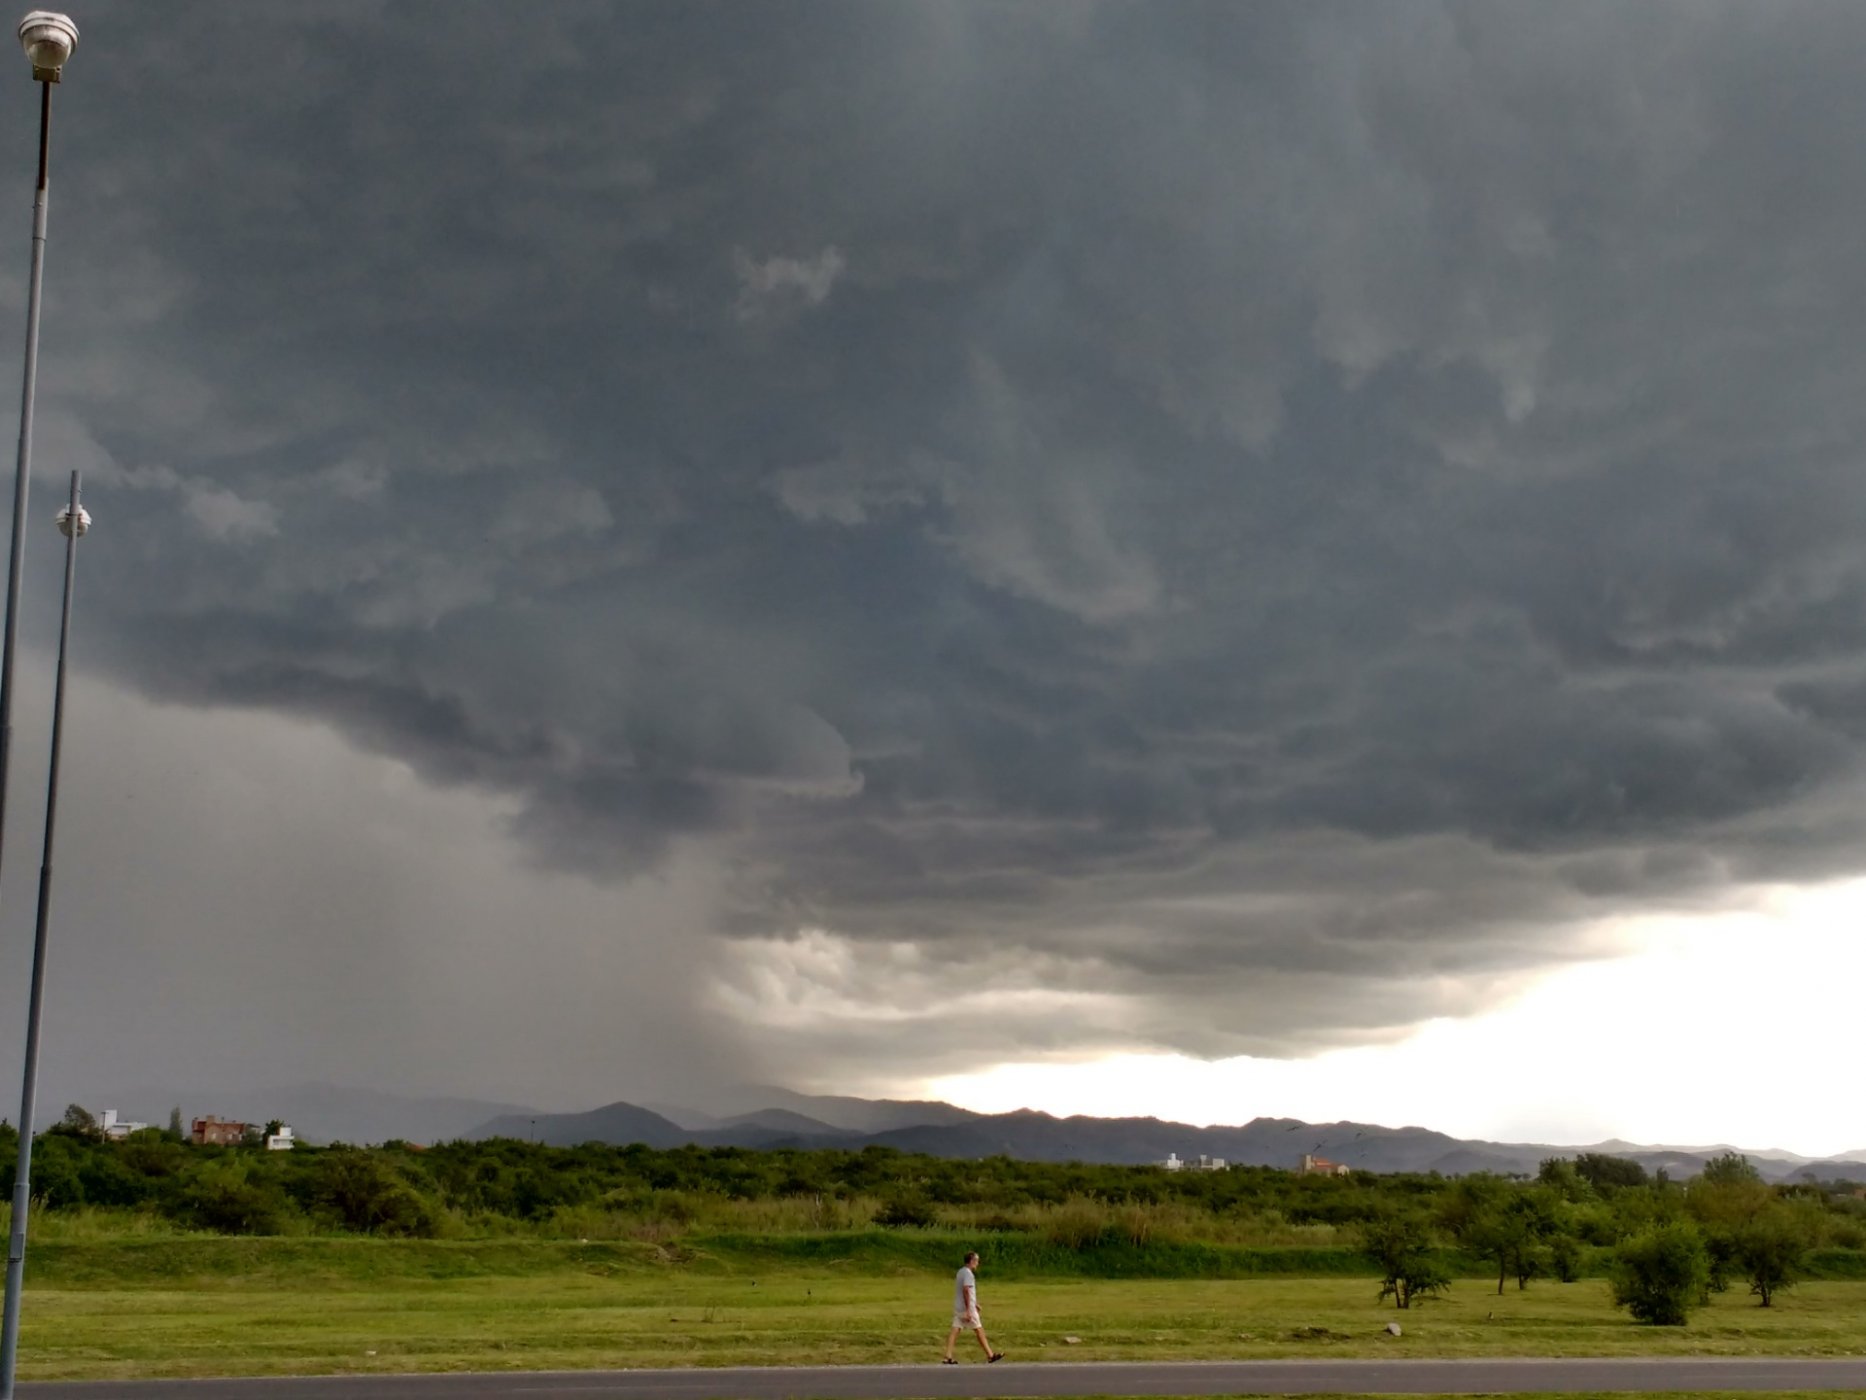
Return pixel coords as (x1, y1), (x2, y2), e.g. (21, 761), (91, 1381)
(0, 10), (75, 885)
(0, 15), (78, 1400)
(0, 474), (86, 1400)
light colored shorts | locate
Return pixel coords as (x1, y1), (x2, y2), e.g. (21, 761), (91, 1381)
(952, 1311), (981, 1329)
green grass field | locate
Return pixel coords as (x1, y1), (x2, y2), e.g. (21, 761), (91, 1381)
(9, 1234), (1866, 1381)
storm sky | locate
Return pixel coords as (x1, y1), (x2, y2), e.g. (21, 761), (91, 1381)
(4, 1), (1866, 1145)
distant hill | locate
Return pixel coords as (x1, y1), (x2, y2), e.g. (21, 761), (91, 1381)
(719, 1108), (845, 1135)
(641, 1102), (724, 1131)
(692, 1084), (984, 1133)
(471, 1100), (691, 1149)
(460, 1094), (1856, 1183)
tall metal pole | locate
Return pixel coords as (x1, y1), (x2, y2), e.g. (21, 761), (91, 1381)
(0, 20), (77, 1395)
(0, 75), (51, 904)
(0, 472), (83, 1399)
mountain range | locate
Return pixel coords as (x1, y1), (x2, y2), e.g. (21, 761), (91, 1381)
(94, 1081), (1866, 1183)
(470, 1087), (1866, 1184)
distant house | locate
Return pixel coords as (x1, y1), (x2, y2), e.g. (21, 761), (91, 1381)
(96, 1109), (147, 1141)
(191, 1116), (249, 1147)
(264, 1125), (296, 1151)
(1193, 1154), (1227, 1171)
(1156, 1152), (1185, 1171)
(1300, 1153), (1351, 1176)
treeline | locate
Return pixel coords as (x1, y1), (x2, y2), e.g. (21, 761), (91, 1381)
(3, 1110), (1863, 1311)
(1359, 1150), (1863, 1322)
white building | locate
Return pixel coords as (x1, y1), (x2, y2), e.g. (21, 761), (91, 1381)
(264, 1125), (296, 1151)
(97, 1109), (148, 1141)
(1155, 1151), (1227, 1172)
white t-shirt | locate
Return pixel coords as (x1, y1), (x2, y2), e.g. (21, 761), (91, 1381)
(953, 1265), (978, 1317)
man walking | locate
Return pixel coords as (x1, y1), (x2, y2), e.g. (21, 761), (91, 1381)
(942, 1250), (1004, 1364)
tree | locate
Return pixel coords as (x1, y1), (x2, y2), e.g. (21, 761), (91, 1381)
(1736, 1205), (1814, 1307)
(1445, 1178), (1555, 1294)
(1610, 1223), (1710, 1325)
(167, 1106), (184, 1141)
(1361, 1213), (1450, 1309)
(1700, 1152), (1762, 1187)
(54, 1104), (99, 1140)
(1548, 1232), (1584, 1283)
(1536, 1157), (1594, 1204)
(1575, 1153), (1648, 1193)
(1687, 1154), (1770, 1293)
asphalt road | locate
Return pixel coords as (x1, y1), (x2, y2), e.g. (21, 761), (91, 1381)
(17, 1358), (1866, 1399)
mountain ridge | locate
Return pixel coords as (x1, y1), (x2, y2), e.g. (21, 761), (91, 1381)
(463, 1095), (1866, 1183)
(98, 1080), (1862, 1181)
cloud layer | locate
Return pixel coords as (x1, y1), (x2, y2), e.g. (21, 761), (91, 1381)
(8, 2), (1866, 1097)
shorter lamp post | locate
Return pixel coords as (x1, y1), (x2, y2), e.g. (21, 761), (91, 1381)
(0, 472), (89, 1400)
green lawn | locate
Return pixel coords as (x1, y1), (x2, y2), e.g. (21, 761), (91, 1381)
(9, 1237), (1866, 1381)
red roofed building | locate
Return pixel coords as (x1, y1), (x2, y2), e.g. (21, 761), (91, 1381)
(191, 1116), (249, 1146)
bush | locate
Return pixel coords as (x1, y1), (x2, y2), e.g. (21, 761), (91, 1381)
(174, 1160), (294, 1235)
(1611, 1223), (1710, 1325)
(310, 1150), (438, 1237)
(1360, 1213), (1449, 1309)
(875, 1193), (937, 1229)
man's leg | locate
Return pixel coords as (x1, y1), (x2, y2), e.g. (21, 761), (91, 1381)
(943, 1325), (962, 1361)
(972, 1324), (995, 1358)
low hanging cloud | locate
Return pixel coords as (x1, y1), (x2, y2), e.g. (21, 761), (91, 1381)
(21, 1), (1866, 1097)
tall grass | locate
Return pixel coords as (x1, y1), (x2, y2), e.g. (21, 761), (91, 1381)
(0, 1205), (194, 1241)
(935, 1197), (1347, 1248)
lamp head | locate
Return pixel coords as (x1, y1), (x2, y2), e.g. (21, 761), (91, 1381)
(18, 10), (76, 82)
(55, 502), (88, 538)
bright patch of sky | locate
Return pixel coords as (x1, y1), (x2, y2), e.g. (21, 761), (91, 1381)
(926, 884), (1866, 1160)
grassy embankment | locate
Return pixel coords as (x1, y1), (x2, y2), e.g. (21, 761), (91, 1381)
(10, 1229), (1866, 1381)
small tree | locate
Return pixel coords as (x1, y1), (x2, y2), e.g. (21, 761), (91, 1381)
(54, 1104), (99, 1140)
(1449, 1181), (1557, 1294)
(1688, 1152), (1770, 1294)
(166, 1106), (184, 1142)
(1361, 1213), (1450, 1309)
(1610, 1223), (1710, 1325)
(1737, 1205), (1813, 1307)
(1548, 1232), (1584, 1283)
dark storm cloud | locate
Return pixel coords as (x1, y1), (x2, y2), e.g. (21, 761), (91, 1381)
(19, 0), (1866, 1079)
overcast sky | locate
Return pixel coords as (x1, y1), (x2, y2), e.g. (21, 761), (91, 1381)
(3, 1), (1866, 1152)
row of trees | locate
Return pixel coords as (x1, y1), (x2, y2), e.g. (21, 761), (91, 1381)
(1363, 1151), (1836, 1322)
(3, 1113), (1861, 1317)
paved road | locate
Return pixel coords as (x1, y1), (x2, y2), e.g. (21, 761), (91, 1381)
(18, 1358), (1866, 1399)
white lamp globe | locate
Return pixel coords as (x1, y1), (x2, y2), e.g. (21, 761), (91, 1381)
(55, 502), (87, 538)
(18, 11), (77, 81)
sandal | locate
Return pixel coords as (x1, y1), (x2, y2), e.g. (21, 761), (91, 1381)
(989, 1352), (1005, 1362)
(941, 1358), (957, 1365)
